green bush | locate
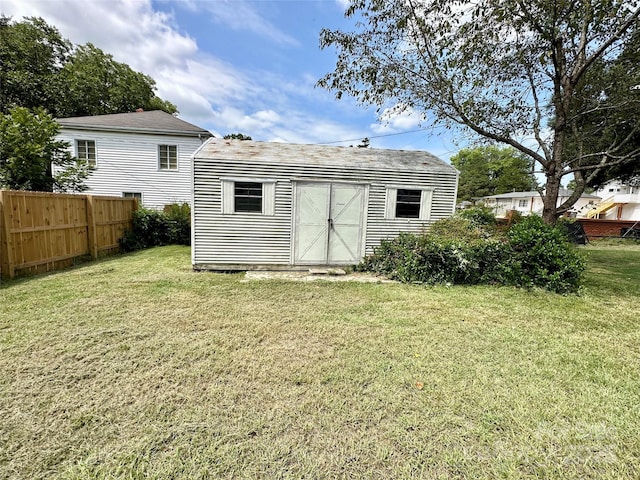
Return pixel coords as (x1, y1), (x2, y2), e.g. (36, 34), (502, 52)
(359, 214), (585, 294)
(358, 232), (511, 286)
(457, 206), (498, 229)
(359, 233), (459, 284)
(164, 203), (191, 246)
(119, 204), (191, 252)
(428, 216), (495, 244)
(506, 215), (585, 293)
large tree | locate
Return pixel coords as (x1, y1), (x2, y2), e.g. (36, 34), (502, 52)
(566, 23), (640, 187)
(0, 16), (71, 115)
(319, 0), (640, 223)
(56, 43), (176, 117)
(0, 16), (176, 117)
(451, 146), (537, 202)
(0, 107), (91, 192)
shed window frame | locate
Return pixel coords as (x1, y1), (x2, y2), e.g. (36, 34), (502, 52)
(234, 182), (263, 213)
(385, 186), (434, 221)
(221, 178), (276, 215)
(518, 199), (529, 208)
(76, 139), (97, 167)
(158, 144), (178, 171)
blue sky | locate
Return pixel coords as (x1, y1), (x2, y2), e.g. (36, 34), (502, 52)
(2, 0), (460, 159)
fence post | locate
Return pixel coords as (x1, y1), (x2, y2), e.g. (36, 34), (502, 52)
(86, 194), (98, 259)
(0, 191), (16, 279)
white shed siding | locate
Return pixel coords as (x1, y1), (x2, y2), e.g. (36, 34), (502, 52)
(57, 129), (205, 209)
(193, 140), (458, 269)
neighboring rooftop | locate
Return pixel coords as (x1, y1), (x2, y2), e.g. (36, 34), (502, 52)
(482, 189), (601, 199)
(195, 138), (456, 173)
(57, 110), (212, 137)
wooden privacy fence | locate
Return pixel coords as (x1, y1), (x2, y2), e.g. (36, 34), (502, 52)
(0, 190), (137, 280)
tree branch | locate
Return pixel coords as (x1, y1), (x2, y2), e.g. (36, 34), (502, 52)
(570, 6), (640, 83)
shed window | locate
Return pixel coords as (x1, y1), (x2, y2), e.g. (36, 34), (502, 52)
(385, 186), (433, 220)
(76, 140), (96, 167)
(234, 182), (262, 213)
(158, 145), (177, 170)
(395, 189), (422, 218)
(221, 179), (276, 215)
(518, 199), (528, 208)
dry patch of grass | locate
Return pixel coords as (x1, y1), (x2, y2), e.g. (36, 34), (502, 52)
(1, 245), (639, 479)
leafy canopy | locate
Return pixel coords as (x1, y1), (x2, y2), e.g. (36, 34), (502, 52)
(319, 0), (640, 222)
(0, 16), (176, 117)
(223, 133), (253, 140)
(451, 146), (537, 201)
(565, 23), (640, 187)
(0, 107), (91, 192)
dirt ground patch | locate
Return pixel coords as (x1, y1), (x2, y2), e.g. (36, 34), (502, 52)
(241, 270), (396, 283)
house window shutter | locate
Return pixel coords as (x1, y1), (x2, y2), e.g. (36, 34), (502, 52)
(419, 189), (434, 220)
(263, 182), (275, 215)
(385, 188), (397, 219)
(222, 180), (234, 214)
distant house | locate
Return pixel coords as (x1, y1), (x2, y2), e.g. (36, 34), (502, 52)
(192, 139), (458, 270)
(57, 110), (212, 209)
(589, 179), (640, 220)
(480, 189), (601, 218)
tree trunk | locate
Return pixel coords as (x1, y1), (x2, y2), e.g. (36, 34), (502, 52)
(542, 175), (562, 224)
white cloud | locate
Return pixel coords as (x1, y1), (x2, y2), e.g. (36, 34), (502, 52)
(193, 0), (299, 46)
(208, 105), (364, 145)
(370, 105), (426, 133)
(1, 0), (374, 146)
(1, 0), (257, 123)
(335, 0), (351, 11)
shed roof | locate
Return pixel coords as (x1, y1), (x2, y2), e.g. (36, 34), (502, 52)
(57, 110), (212, 137)
(195, 139), (456, 173)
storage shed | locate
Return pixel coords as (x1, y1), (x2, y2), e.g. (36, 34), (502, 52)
(192, 139), (458, 270)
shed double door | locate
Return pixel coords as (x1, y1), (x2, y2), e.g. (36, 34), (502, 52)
(294, 182), (366, 265)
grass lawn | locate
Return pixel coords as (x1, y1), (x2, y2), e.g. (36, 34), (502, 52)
(1, 244), (639, 479)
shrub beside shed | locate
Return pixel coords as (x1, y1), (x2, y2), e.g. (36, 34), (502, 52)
(192, 139), (458, 270)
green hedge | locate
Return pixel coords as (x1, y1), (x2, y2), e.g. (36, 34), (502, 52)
(119, 203), (191, 252)
(358, 213), (585, 294)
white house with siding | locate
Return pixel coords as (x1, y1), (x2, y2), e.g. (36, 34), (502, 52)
(192, 139), (458, 270)
(480, 189), (601, 218)
(57, 110), (212, 209)
(589, 179), (640, 220)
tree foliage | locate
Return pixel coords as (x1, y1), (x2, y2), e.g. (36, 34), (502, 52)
(56, 43), (176, 117)
(0, 16), (71, 115)
(223, 133), (253, 140)
(319, 0), (640, 223)
(0, 107), (91, 192)
(451, 146), (537, 201)
(0, 16), (176, 117)
(566, 24), (640, 187)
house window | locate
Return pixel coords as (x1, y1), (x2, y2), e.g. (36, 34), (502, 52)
(385, 186), (434, 220)
(158, 145), (177, 170)
(396, 189), (422, 218)
(221, 178), (276, 215)
(123, 192), (142, 201)
(234, 182), (263, 213)
(76, 140), (96, 167)
(518, 199), (528, 208)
